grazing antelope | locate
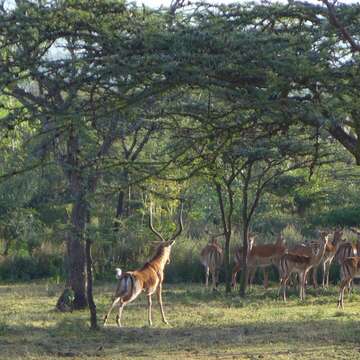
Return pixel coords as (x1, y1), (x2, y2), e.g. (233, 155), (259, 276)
(246, 234), (287, 287)
(337, 256), (360, 308)
(103, 204), (183, 327)
(279, 232), (329, 302)
(231, 234), (257, 288)
(200, 235), (223, 289)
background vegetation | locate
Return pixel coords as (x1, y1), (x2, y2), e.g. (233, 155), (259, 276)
(1, 0), (360, 330)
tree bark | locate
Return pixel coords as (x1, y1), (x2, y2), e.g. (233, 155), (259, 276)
(61, 126), (88, 310)
(215, 181), (232, 293)
(239, 164), (252, 297)
(85, 237), (98, 330)
(69, 193), (88, 309)
(239, 222), (249, 297)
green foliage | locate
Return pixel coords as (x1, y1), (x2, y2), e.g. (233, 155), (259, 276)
(0, 253), (64, 281)
(315, 206), (360, 228)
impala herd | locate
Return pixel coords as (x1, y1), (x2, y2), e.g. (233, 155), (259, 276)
(104, 204), (360, 327)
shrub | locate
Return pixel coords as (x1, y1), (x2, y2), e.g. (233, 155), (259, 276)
(0, 253), (64, 281)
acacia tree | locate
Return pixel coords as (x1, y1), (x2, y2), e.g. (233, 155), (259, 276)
(0, 0), (177, 327)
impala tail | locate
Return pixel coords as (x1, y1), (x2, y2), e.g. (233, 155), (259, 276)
(115, 268), (122, 279)
(114, 272), (135, 298)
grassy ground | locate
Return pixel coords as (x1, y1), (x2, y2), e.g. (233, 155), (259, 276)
(1, 281), (360, 359)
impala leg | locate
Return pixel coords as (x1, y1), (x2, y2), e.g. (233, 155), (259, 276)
(338, 280), (348, 309)
(205, 266), (209, 288)
(302, 271), (308, 300)
(277, 279), (282, 298)
(263, 269), (269, 289)
(212, 269), (216, 290)
(281, 276), (288, 302)
(116, 301), (126, 327)
(103, 297), (121, 326)
(326, 262), (331, 287)
(322, 261), (327, 288)
(147, 294), (153, 326)
(312, 267), (317, 289)
(216, 268), (220, 287)
(298, 273), (303, 300)
(283, 277), (288, 302)
(348, 280), (353, 296)
(247, 267), (254, 288)
(231, 264), (240, 288)
(157, 284), (168, 325)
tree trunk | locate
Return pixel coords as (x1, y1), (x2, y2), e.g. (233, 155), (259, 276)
(69, 194), (88, 309)
(224, 233), (231, 293)
(114, 170), (130, 231)
(239, 223), (249, 297)
(85, 237), (98, 330)
(114, 190), (125, 231)
(214, 181), (232, 293)
(60, 126), (88, 310)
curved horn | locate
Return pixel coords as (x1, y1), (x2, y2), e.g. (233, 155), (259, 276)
(149, 203), (166, 242)
(170, 201), (184, 241)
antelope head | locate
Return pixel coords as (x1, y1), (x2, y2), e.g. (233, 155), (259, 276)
(149, 201), (184, 264)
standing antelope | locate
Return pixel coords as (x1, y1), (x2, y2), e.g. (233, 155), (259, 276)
(279, 232), (329, 302)
(335, 239), (357, 265)
(319, 229), (344, 287)
(200, 236), (223, 289)
(335, 237), (357, 294)
(103, 204), (183, 327)
(231, 234), (257, 288)
(287, 239), (323, 288)
(245, 234), (287, 287)
(337, 256), (360, 308)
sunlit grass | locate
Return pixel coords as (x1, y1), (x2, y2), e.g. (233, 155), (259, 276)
(1, 281), (360, 359)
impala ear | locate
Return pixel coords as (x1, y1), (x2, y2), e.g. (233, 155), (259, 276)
(169, 240), (176, 247)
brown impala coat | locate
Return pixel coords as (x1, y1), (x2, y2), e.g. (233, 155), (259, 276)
(231, 235), (256, 288)
(103, 240), (175, 327)
(279, 232), (329, 301)
(337, 256), (360, 308)
(246, 235), (287, 284)
(200, 239), (223, 289)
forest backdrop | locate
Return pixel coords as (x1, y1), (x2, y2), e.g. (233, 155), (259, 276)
(1, 0), (360, 327)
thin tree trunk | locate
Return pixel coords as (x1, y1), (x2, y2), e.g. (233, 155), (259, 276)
(114, 190), (125, 231)
(224, 234), (231, 293)
(239, 223), (249, 297)
(69, 195), (88, 309)
(215, 181), (232, 293)
(85, 237), (98, 330)
(239, 164), (252, 297)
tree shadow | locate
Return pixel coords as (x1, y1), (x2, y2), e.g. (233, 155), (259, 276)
(2, 316), (360, 359)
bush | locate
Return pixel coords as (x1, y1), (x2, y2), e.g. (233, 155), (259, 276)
(0, 253), (64, 281)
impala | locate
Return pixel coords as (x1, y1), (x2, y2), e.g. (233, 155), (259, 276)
(103, 203), (183, 327)
(231, 235), (257, 288)
(200, 236), (223, 289)
(337, 256), (360, 308)
(279, 232), (329, 301)
(319, 229), (344, 287)
(288, 239), (323, 288)
(335, 239), (357, 265)
(245, 234), (287, 287)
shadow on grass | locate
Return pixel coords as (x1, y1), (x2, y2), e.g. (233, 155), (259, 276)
(2, 315), (360, 359)
(161, 284), (348, 308)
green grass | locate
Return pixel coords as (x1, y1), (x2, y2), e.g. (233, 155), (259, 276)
(1, 282), (360, 359)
